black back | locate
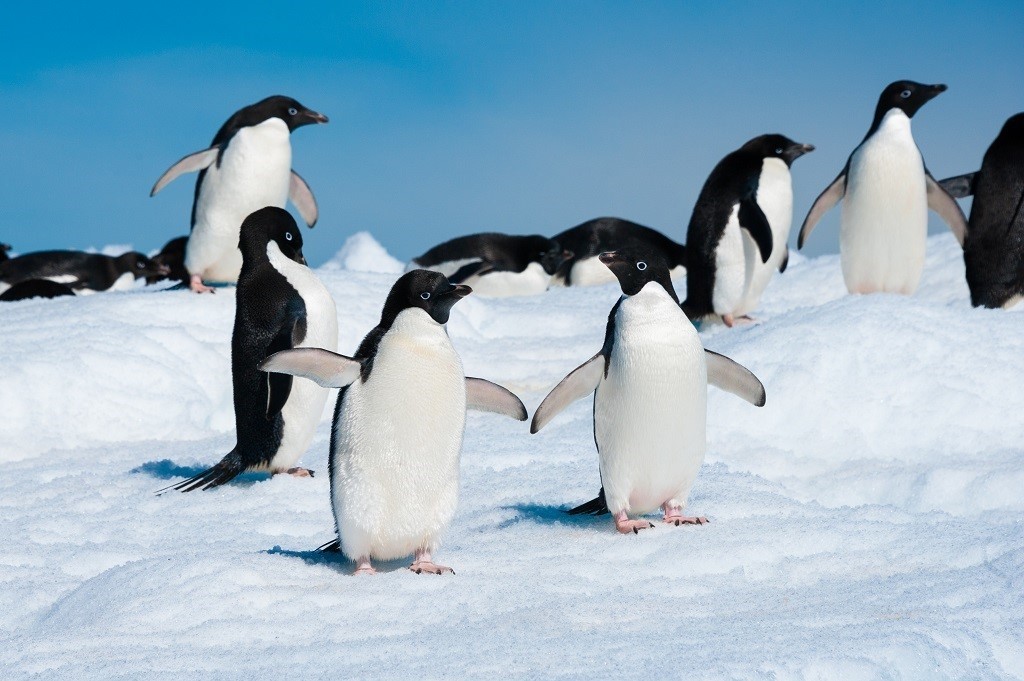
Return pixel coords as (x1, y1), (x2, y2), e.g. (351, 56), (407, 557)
(0, 279), (76, 302)
(552, 217), (687, 284)
(192, 95), (327, 228)
(413, 233), (568, 277)
(865, 81), (947, 141)
(0, 243), (10, 263)
(962, 113), (1024, 308)
(147, 236), (189, 284)
(0, 250), (165, 291)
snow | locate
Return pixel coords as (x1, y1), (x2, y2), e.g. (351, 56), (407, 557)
(1, 233), (1022, 679)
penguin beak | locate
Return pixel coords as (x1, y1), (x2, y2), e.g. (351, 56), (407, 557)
(925, 84), (948, 101)
(304, 110), (329, 124)
(448, 284), (472, 298)
(156, 263), (172, 276)
(598, 251), (623, 266)
(789, 143), (815, 158)
(561, 249), (574, 262)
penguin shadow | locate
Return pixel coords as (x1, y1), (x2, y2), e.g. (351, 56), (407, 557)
(265, 546), (412, 574)
(131, 459), (271, 488)
(498, 503), (607, 530)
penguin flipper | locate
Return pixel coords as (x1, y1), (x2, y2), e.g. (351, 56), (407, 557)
(449, 260), (495, 284)
(705, 349), (766, 407)
(779, 246), (789, 273)
(289, 170), (319, 228)
(465, 378), (528, 420)
(926, 172), (969, 246)
(567, 488), (610, 516)
(938, 172), (978, 199)
(317, 538), (341, 553)
(259, 348), (363, 388)
(150, 146), (220, 196)
(798, 172), (846, 249)
(738, 198), (773, 263)
(530, 352), (605, 434)
(158, 450), (245, 493)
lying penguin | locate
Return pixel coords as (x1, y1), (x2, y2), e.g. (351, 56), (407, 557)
(0, 250), (169, 295)
(260, 270), (527, 575)
(531, 248), (765, 533)
(0, 279), (76, 302)
(409, 232), (571, 296)
(550, 217), (687, 287)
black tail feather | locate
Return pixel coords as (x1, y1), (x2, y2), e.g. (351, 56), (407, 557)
(155, 452), (245, 494)
(567, 487), (610, 516)
(316, 538), (341, 553)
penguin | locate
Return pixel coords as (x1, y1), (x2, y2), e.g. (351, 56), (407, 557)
(681, 137), (806, 326)
(940, 112), (1024, 309)
(550, 217), (687, 287)
(0, 279), (76, 302)
(734, 135), (815, 317)
(259, 270), (527, 575)
(150, 95), (328, 293)
(530, 248), (766, 533)
(147, 236), (189, 285)
(0, 243), (11, 262)
(0, 250), (169, 295)
(166, 207), (338, 491)
(798, 80), (968, 294)
(409, 233), (572, 296)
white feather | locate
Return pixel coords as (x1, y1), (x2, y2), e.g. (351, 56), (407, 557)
(711, 204), (746, 315)
(738, 157), (793, 315)
(462, 261), (552, 297)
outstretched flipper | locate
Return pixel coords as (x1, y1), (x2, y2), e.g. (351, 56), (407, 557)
(150, 147), (220, 196)
(798, 172), (847, 249)
(157, 450), (246, 493)
(530, 352), (605, 434)
(704, 350), (766, 407)
(926, 172), (968, 246)
(259, 348), (363, 388)
(939, 172), (978, 199)
(289, 170), (319, 228)
(738, 197), (773, 263)
(567, 487), (610, 516)
(465, 378), (527, 420)
(449, 260), (494, 284)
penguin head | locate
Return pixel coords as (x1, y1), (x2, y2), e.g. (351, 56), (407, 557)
(743, 134), (815, 167)
(876, 80), (947, 119)
(234, 95), (329, 133)
(383, 269), (472, 325)
(147, 236), (188, 284)
(116, 252), (171, 280)
(0, 243), (11, 262)
(996, 112), (1024, 144)
(239, 207), (306, 265)
(598, 250), (678, 302)
(524, 235), (573, 274)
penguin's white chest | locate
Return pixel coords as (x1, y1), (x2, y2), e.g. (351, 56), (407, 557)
(464, 261), (552, 297)
(266, 243), (339, 471)
(739, 158), (792, 315)
(595, 284), (707, 516)
(841, 109), (928, 294)
(331, 309), (466, 560)
(712, 204), (746, 315)
(186, 118), (293, 283)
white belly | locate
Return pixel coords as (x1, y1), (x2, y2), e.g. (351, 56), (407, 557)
(595, 284), (707, 516)
(331, 309), (465, 560)
(738, 158), (792, 315)
(570, 257), (685, 287)
(840, 109), (928, 294)
(186, 118), (293, 283)
(407, 258), (475, 277)
(712, 204), (746, 315)
(463, 262), (551, 297)
(266, 243), (339, 471)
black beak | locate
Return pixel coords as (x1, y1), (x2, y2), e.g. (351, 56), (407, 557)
(598, 251), (623, 266)
(561, 249), (574, 262)
(305, 109), (329, 124)
(925, 84), (948, 100)
(448, 284), (472, 298)
(156, 264), (171, 276)
(790, 143), (815, 158)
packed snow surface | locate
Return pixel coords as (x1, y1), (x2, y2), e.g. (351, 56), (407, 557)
(1, 233), (1022, 679)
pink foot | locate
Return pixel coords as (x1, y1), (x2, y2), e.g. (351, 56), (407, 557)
(285, 467), (313, 478)
(410, 548), (454, 575)
(189, 274), (215, 294)
(614, 511), (654, 535)
(662, 503), (708, 526)
(353, 556), (376, 576)
(722, 313), (735, 328)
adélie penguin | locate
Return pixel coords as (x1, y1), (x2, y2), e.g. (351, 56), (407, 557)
(940, 112), (1024, 309)
(531, 248), (766, 533)
(681, 137), (797, 326)
(150, 95), (328, 293)
(550, 217), (688, 287)
(0, 250), (168, 295)
(259, 270), (527, 575)
(798, 80), (968, 294)
(165, 207), (338, 491)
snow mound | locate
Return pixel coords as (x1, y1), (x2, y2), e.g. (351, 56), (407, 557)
(321, 231), (404, 274)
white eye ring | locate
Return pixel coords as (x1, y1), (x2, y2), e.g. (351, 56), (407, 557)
(288, 107), (298, 115)
(420, 292), (431, 300)
(285, 232), (293, 241)
(137, 261), (145, 268)
(900, 89), (912, 98)
(775, 148), (783, 154)
(636, 261), (647, 270)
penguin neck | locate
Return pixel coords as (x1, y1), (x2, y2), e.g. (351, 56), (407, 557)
(865, 107), (913, 142)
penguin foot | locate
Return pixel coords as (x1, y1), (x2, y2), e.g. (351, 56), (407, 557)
(614, 512), (654, 534)
(409, 561), (454, 575)
(353, 557), (376, 576)
(283, 467), (314, 478)
(189, 274), (215, 294)
(662, 504), (708, 525)
(722, 314), (756, 327)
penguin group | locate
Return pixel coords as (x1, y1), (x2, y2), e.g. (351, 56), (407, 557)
(6, 81), (1021, 575)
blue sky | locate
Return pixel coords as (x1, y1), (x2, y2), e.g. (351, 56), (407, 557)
(1, 2), (1021, 265)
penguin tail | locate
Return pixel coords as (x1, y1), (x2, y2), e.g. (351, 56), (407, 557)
(155, 451), (245, 494)
(316, 538), (341, 553)
(567, 488), (610, 516)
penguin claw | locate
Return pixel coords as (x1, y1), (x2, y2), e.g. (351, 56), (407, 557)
(283, 467), (314, 478)
(663, 514), (709, 526)
(409, 561), (454, 575)
(614, 518), (655, 535)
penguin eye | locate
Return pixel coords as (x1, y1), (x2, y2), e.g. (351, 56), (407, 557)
(900, 89), (912, 98)
(137, 261), (145, 269)
(288, 107), (298, 115)
(420, 292), (431, 300)
(285, 232), (293, 241)
(636, 261), (647, 270)
(775, 148), (783, 154)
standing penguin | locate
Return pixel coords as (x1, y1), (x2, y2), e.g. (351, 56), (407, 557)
(798, 80), (967, 294)
(531, 249), (766, 533)
(259, 270), (527, 575)
(681, 137), (796, 326)
(167, 207), (338, 491)
(150, 95), (328, 293)
(940, 112), (1024, 309)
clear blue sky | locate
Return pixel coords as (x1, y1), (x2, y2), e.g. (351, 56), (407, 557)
(1, 1), (1021, 265)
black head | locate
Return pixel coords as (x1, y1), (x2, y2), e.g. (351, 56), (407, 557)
(996, 112), (1024, 144)
(523, 235), (573, 274)
(874, 81), (947, 121)
(0, 243), (11, 262)
(148, 236), (189, 283)
(381, 269), (472, 325)
(598, 250), (678, 302)
(741, 134), (815, 167)
(116, 251), (171, 279)
(217, 95), (328, 141)
(239, 206), (306, 265)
